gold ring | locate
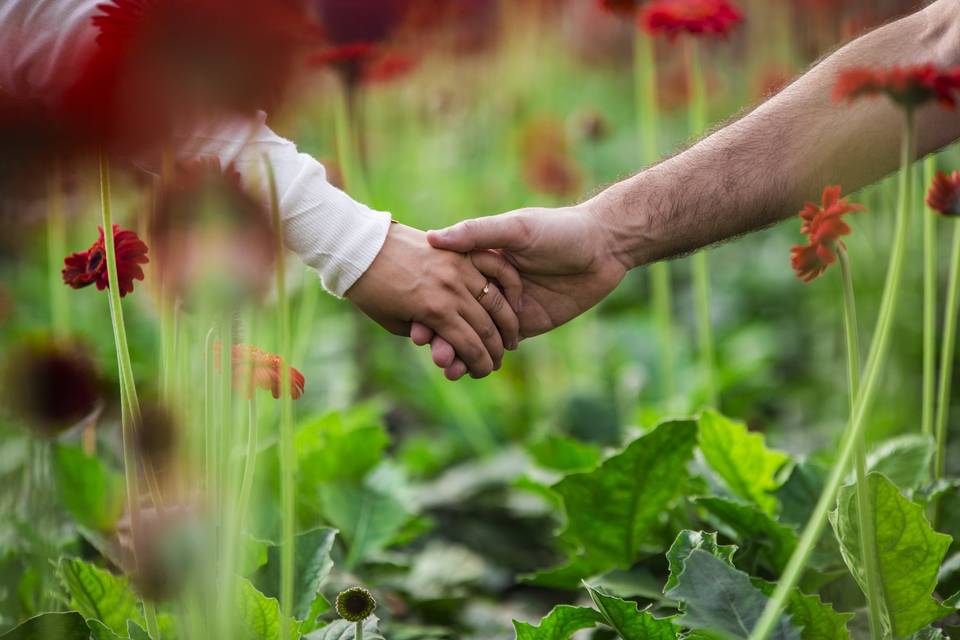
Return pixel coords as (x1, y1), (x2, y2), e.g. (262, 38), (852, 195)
(476, 282), (491, 302)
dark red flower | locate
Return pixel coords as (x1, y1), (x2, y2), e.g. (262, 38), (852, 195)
(520, 119), (583, 199)
(216, 343), (305, 400)
(640, 0), (743, 39)
(926, 171), (960, 217)
(59, 0), (316, 150)
(63, 225), (149, 297)
(833, 64), (960, 110)
(597, 0), (645, 17)
(3, 339), (101, 437)
(791, 185), (865, 282)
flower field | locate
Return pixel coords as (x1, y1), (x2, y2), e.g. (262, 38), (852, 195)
(2, 1), (960, 639)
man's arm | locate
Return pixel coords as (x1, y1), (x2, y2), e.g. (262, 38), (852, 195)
(421, 0), (960, 378)
(595, 0), (960, 269)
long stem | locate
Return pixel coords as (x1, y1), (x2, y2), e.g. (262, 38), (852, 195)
(923, 156), (938, 444)
(356, 621), (363, 640)
(839, 247), (883, 640)
(686, 40), (716, 406)
(635, 30), (676, 404)
(47, 166), (69, 338)
(265, 157), (295, 632)
(236, 399), (258, 539)
(100, 154), (161, 639)
(751, 111), (915, 640)
(934, 219), (960, 482)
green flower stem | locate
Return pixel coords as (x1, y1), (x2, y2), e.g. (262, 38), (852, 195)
(47, 166), (69, 338)
(686, 40), (716, 406)
(264, 156), (295, 633)
(934, 218), (960, 482)
(203, 326), (218, 505)
(838, 247), (883, 640)
(356, 621), (363, 640)
(99, 154), (162, 640)
(236, 398), (258, 537)
(923, 156), (937, 445)
(634, 30), (676, 403)
(751, 111), (916, 640)
(333, 84), (370, 202)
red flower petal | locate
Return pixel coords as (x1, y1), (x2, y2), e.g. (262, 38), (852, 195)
(640, 0), (743, 39)
(926, 171), (960, 217)
(834, 64), (960, 111)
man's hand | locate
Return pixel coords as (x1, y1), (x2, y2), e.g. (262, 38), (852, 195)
(411, 205), (628, 379)
(345, 223), (522, 378)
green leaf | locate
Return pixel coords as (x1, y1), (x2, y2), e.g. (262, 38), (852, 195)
(666, 550), (801, 640)
(527, 436), (601, 473)
(235, 577), (298, 640)
(86, 620), (123, 640)
(753, 581), (852, 640)
(255, 528), (337, 622)
(52, 445), (125, 531)
(775, 463), (827, 529)
(319, 484), (409, 569)
(304, 617), (384, 640)
(513, 606), (602, 640)
(664, 530), (737, 593)
(0, 612), (90, 640)
(830, 473), (953, 637)
(57, 558), (143, 635)
(585, 585), (678, 640)
(296, 408), (389, 484)
(543, 420), (697, 583)
(867, 435), (935, 491)
(126, 621), (150, 640)
(696, 497), (797, 574)
(698, 410), (788, 514)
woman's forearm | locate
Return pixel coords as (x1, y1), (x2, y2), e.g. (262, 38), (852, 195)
(593, 0), (960, 269)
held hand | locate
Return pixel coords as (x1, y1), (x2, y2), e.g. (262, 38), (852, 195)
(412, 205), (628, 379)
(345, 223), (522, 378)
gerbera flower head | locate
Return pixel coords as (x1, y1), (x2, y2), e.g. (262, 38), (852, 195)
(640, 0), (743, 39)
(3, 339), (101, 438)
(336, 587), (377, 623)
(63, 225), (149, 297)
(215, 343), (305, 400)
(150, 159), (275, 306)
(833, 64), (960, 111)
(59, 0), (316, 150)
(926, 171), (960, 217)
(791, 185), (865, 282)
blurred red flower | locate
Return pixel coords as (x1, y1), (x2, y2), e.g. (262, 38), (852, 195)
(216, 343), (305, 400)
(640, 0), (743, 38)
(833, 64), (960, 110)
(520, 119), (583, 199)
(59, 0), (315, 150)
(597, 0), (645, 17)
(63, 224), (149, 297)
(791, 185), (865, 282)
(926, 171), (960, 217)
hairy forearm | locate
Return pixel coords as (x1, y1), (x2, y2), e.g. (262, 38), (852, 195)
(592, 0), (960, 269)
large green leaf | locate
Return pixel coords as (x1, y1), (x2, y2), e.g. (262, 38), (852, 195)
(513, 606), (602, 640)
(544, 420), (697, 582)
(585, 585), (678, 640)
(867, 435), (934, 491)
(0, 612), (90, 640)
(319, 484), (409, 569)
(698, 410), (788, 514)
(666, 550), (801, 640)
(304, 617), (384, 640)
(235, 577), (298, 640)
(753, 580), (852, 640)
(696, 497), (797, 573)
(86, 620), (123, 640)
(775, 463), (827, 529)
(527, 436), (601, 473)
(52, 445), (125, 532)
(57, 558), (142, 635)
(296, 408), (388, 484)
(255, 528), (337, 623)
(830, 473), (952, 637)
(664, 530), (737, 593)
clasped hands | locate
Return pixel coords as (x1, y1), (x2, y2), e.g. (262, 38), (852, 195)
(345, 202), (630, 380)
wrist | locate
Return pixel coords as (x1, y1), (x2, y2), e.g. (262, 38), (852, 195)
(584, 174), (665, 271)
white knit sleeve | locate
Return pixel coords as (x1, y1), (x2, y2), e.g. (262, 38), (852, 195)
(174, 113), (392, 298)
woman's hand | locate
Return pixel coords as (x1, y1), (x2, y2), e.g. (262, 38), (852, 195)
(345, 223), (522, 378)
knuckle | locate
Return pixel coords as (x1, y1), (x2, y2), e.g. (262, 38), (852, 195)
(486, 292), (505, 315)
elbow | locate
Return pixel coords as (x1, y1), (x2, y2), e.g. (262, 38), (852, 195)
(920, 0), (960, 66)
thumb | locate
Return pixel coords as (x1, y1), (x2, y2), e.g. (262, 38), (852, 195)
(428, 213), (531, 253)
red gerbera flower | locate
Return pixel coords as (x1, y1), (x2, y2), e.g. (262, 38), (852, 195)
(216, 343), (305, 400)
(640, 0), (743, 38)
(926, 171), (960, 217)
(833, 64), (960, 110)
(791, 185), (865, 282)
(63, 225), (149, 297)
